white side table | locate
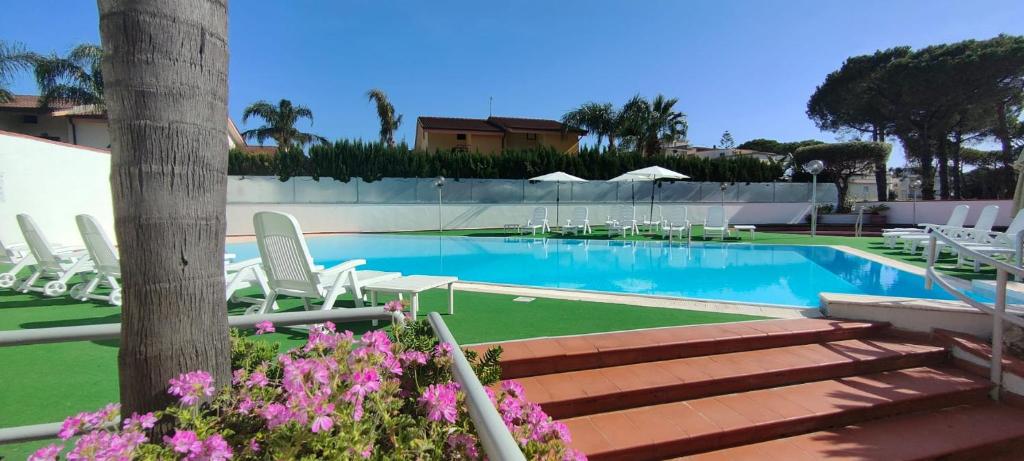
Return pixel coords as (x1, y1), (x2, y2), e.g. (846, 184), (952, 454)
(733, 225), (756, 240)
(364, 275), (458, 320)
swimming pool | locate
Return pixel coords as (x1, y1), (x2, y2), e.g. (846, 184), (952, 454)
(226, 234), (979, 308)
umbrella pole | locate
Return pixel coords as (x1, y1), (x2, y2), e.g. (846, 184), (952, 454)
(556, 182), (560, 229)
(650, 180), (656, 222)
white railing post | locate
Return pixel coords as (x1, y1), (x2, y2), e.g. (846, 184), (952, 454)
(992, 268), (1007, 400)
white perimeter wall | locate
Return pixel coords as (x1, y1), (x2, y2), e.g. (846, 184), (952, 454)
(0, 131), (115, 245)
(862, 199), (1015, 227)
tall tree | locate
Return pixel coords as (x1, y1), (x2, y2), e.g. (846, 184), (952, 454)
(562, 102), (620, 151)
(366, 88), (402, 147)
(794, 142), (891, 209)
(0, 41), (35, 103)
(619, 94), (687, 156)
(807, 47), (911, 201)
(98, 0), (231, 418)
(719, 131), (735, 149)
(33, 43), (105, 108)
(242, 99), (328, 149)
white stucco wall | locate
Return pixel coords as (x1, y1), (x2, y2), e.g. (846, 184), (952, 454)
(863, 199), (1014, 227)
(0, 131), (115, 245)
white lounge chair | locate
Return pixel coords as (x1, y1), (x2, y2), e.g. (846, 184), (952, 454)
(524, 207), (550, 235)
(224, 256), (276, 314)
(0, 233), (34, 289)
(956, 209), (1024, 271)
(703, 206), (730, 241)
(16, 214), (93, 297)
(609, 206), (637, 237)
(70, 215), (122, 306)
(642, 205), (664, 233)
(661, 206), (691, 242)
(882, 204), (970, 248)
(563, 207), (591, 235)
(253, 211), (401, 312)
(901, 205), (999, 255)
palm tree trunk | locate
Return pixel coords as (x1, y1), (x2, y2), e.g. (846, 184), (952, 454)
(98, 0), (231, 419)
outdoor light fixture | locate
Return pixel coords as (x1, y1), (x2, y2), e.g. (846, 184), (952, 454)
(803, 160), (825, 237)
(434, 176), (446, 233)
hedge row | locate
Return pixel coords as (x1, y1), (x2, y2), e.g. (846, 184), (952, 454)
(228, 140), (787, 183)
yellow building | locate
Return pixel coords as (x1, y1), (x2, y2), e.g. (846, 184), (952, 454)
(414, 116), (585, 154)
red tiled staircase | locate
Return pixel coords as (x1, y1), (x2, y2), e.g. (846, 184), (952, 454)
(469, 319), (1024, 460)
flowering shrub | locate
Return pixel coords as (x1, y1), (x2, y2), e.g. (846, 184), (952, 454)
(32, 314), (584, 460)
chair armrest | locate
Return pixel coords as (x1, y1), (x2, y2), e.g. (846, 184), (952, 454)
(323, 259), (366, 275)
(226, 257), (261, 272)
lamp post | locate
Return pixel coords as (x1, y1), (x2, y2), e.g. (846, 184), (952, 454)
(803, 160), (825, 237)
(434, 176), (446, 234)
(911, 178), (922, 224)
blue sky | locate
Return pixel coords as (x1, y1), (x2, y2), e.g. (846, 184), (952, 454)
(5, 0), (1023, 166)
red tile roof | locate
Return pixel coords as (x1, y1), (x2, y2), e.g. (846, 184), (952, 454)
(417, 116), (586, 135)
(0, 95), (74, 112)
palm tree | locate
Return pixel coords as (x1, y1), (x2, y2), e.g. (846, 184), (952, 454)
(241, 99), (328, 149)
(366, 88), (402, 147)
(99, 0), (231, 418)
(561, 102), (621, 151)
(0, 41), (35, 103)
(619, 94), (688, 156)
(33, 44), (104, 108)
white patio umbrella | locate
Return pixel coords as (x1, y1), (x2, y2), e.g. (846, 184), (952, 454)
(529, 171), (587, 226)
(609, 166), (689, 219)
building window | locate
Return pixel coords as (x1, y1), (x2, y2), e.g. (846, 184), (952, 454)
(21, 115), (38, 124)
(456, 133), (467, 140)
(526, 133), (537, 140)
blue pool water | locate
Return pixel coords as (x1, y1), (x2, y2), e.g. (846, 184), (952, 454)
(226, 235), (975, 308)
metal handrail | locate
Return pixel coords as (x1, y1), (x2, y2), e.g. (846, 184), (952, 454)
(428, 312), (527, 461)
(924, 230), (1024, 399)
(0, 308), (402, 444)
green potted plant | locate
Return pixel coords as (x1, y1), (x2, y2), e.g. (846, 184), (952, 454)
(864, 203), (890, 225)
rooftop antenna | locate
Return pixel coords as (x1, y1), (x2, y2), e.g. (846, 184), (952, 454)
(488, 96), (493, 117)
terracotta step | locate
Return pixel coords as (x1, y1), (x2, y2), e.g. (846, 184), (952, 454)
(468, 319), (890, 379)
(522, 338), (947, 419)
(677, 403), (1024, 461)
(563, 366), (990, 461)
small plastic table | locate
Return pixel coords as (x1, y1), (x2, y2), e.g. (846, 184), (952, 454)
(364, 275), (458, 320)
(503, 224), (522, 234)
(733, 225), (756, 240)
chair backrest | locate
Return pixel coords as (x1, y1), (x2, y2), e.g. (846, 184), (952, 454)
(974, 205), (999, 232)
(946, 205), (970, 228)
(0, 232), (24, 264)
(531, 207), (548, 223)
(571, 207), (588, 223)
(668, 206), (688, 226)
(707, 206), (726, 227)
(16, 214), (63, 272)
(253, 211), (321, 297)
(1004, 209), (1024, 237)
(617, 206), (635, 223)
(76, 214), (120, 276)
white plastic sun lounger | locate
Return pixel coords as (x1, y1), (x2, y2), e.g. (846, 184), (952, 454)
(661, 206), (691, 242)
(609, 206), (637, 237)
(253, 211), (401, 313)
(16, 214), (93, 297)
(642, 205), (664, 233)
(901, 205), (999, 255)
(70, 214), (122, 305)
(955, 209), (1024, 271)
(524, 207), (550, 235)
(882, 204), (969, 248)
(0, 233), (34, 289)
(563, 207), (591, 235)
(703, 206), (730, 241)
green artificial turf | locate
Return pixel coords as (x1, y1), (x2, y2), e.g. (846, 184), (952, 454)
(0, 279), (763, 459)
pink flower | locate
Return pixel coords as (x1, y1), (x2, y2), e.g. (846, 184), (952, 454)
(447, 433), (480, 459)
(28, 444), (61, 461)
(261, 402), (293, 429)
(384, 300), (404, 313)
(420, 382), (460, 423)
(247, 371), (269, 388)
(399, 350), (428, 366)
(58, 415), (83, 440)
(434, 342), (454, 358)
(346, 368), (381, 401)
(168, 370), (215, 406)
(563, 448), (588, 461)
(164, 430), (202, 455)
(123, 411), (157, 430)
(360, 330), (393, 356)
(248, 438), (261, 453)
(311, 414), (333, 433)
(501, 380), (525, 398)
(255, 320), (275, 335)
(201, 434), (234, 461)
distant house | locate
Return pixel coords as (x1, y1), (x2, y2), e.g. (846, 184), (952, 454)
(414, 116), (586, 154)
(0, 94), (267, 153)
(663, 142), (786, 163)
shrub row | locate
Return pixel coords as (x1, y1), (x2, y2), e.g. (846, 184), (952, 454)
(229, 140), (787, 183)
